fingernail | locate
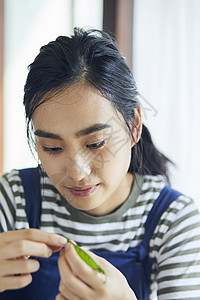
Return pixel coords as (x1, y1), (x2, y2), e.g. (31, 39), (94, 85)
(56, 235), (67, 246)
(97, 272), (107, 284)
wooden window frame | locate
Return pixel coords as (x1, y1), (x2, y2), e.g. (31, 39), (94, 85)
(103, 0), (134, 70)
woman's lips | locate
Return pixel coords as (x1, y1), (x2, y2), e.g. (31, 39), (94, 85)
(66, 185), (98, 197)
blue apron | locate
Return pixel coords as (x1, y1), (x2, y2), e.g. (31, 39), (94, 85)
(0, 167), (181, 300)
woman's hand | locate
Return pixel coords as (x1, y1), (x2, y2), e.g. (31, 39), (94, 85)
(57, 243), (137, 300)
(0, 229), (67, 292)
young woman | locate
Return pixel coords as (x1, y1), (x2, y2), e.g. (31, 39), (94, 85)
(0, 28), (200, 300)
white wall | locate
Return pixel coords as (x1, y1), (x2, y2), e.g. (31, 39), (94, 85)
(3, 0), (103, 172)
(73, 0), (103, 29)
(133, 0), (200, 207)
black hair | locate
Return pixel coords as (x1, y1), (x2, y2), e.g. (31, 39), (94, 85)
(23, 27), (172, 182)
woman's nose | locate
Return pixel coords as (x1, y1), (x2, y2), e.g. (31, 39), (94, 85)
(67, 152), (91, 182)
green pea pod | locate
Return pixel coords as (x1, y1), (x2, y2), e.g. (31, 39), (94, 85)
(66, 238), (107, 281)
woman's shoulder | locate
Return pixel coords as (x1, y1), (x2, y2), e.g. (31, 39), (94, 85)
(136, 173), (199, 222)
(0, 169), (23, 231)
(0, 168), (23, 191)
(140, 174), (200, 243)
(0, 167), (61, 232)
(1, 168), (21, 178)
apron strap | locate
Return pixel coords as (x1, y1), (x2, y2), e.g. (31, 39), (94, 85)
(19, 166), (41, 228)
(137, 185), (182, 260)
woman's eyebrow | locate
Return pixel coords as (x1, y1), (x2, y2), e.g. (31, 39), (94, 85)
(34, 123), (111, 140)
(75, 123), (111, 137)
(34, 130), (63, 140)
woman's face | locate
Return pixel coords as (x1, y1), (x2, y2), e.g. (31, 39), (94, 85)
(32, 84), (138, 216)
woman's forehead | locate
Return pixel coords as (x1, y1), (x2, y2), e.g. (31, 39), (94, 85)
(32, 84), (118, 128)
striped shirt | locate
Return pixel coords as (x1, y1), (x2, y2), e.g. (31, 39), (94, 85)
(0, 168), (200, 299)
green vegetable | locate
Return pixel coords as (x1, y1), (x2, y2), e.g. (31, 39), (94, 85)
(66, 238), (107, 281)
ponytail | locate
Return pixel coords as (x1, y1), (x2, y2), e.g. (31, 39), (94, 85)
(129, 125), (173, 183)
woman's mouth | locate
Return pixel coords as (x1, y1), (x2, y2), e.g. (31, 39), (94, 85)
(65, 184), (98, 197)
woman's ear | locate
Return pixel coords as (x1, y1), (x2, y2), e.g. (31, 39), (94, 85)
(130, 108), (142, 148)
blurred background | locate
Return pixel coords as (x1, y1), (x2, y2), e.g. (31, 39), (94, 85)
(0, 0), (199, 207)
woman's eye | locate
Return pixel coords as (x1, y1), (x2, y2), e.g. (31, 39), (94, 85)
(86, 140), (105, 150)
(42, 146), (62, 154)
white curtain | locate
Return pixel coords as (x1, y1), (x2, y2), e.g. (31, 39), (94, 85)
(133, 0), (200, 207)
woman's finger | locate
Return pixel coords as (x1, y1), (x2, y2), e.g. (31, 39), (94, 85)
(0, 239), (53, 260)
(0, 274), (32, 293)
(64, 243), (106, 288)
(0, 229), (67, 248)
(0, 258), (39, 277)
(58, 247), (92, 298)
